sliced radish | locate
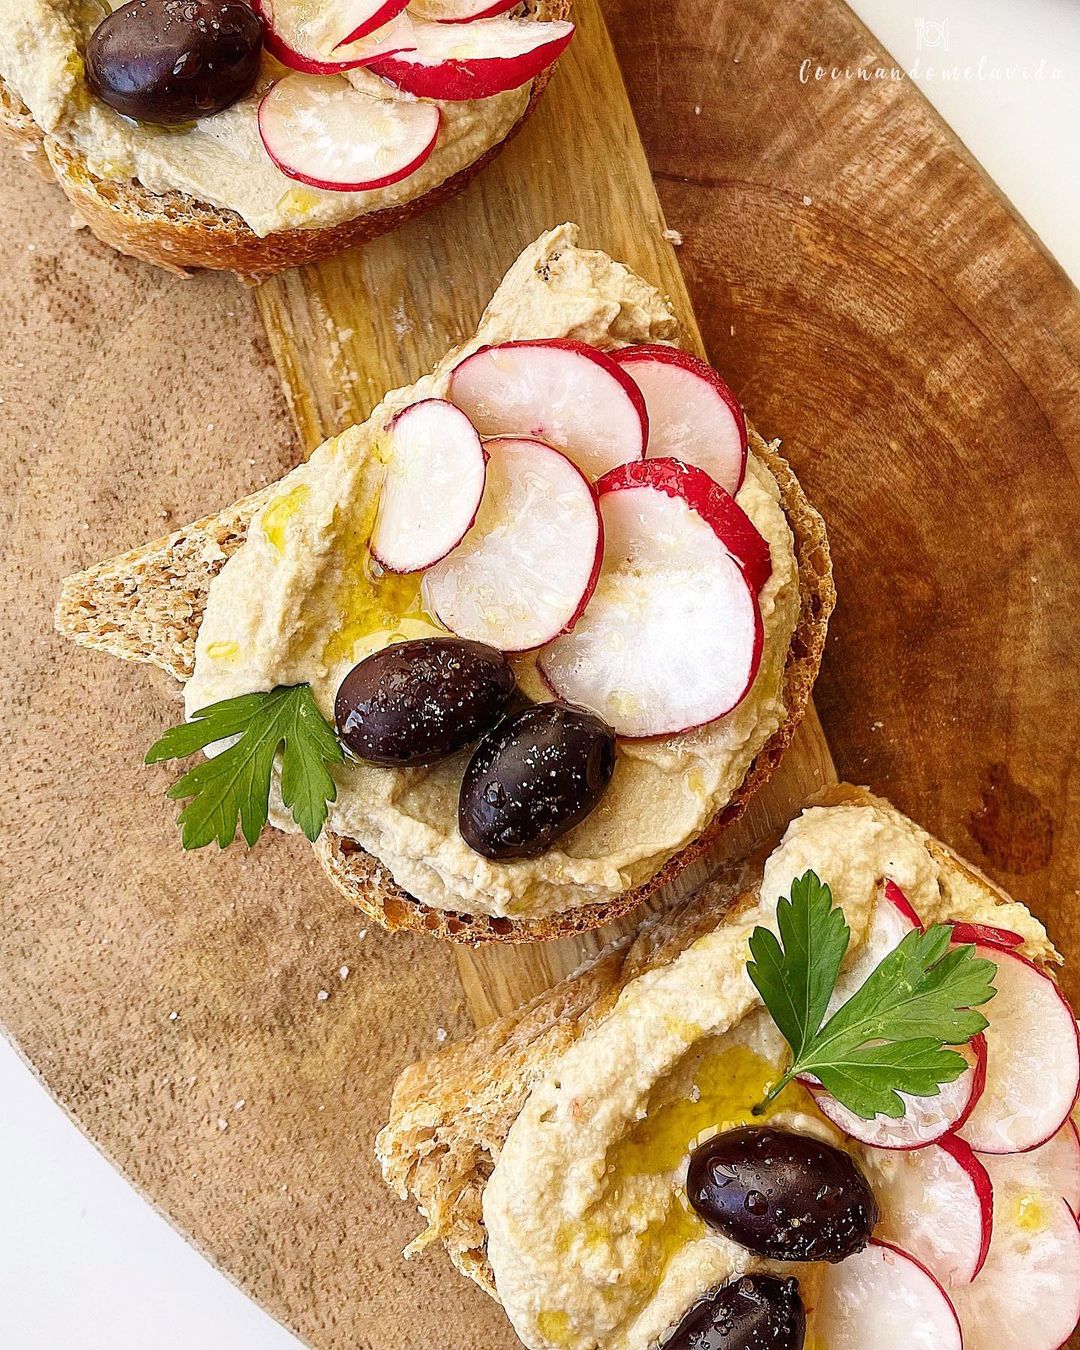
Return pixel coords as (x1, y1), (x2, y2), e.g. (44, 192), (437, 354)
(865, 1134), (993, 1285)
(255, 1), (415, 73)
(950, 921), (1024, 951)
(612, 345), (747, 497)
(884, 879), (924, 930)
(371, 400), (486, 573)
(369, 15), (574, 99)
(408, 0), (519, 22)
(421, 438), (601, 652)
(538, 459), (763, 738)
(802, 1036), (986, 1152)
(259, 74), (441, 192)
(952, 1192), (1080, 1350)
(957, 947), (1080, 1155)
(813, 1241), (963, 1350)
(595, 457), (770, 594)
(978, 1120), (1080, 1217)
(448, 339), (647, 481)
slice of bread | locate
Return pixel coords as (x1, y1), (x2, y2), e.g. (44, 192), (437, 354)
(56, 425), (833, 944)
(0, 0), (568, 280)
(375, 783), (1061, 1296)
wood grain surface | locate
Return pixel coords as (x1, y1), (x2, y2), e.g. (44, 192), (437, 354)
(0, 1), (1077, 1348)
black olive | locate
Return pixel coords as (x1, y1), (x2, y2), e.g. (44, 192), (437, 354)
(687, 1127), (878, 1263)
(86, 0), (263, 126)
(458, 702), (616, 859)
(335, 637), (516, 767)
(660, 1276), (806, 1350)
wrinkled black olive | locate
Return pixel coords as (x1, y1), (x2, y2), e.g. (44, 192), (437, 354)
(687, 1127), (878, 1263)
(87, 0), (262, 125)
(660, 1275), (806, 1350)
(335, 638), (516, 767)
(459, 702), (616, 859)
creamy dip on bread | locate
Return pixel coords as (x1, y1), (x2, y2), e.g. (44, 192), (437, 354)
(0, 0), (530, 236)
(482, 797), (1056, 1348)
(183, 224), (802, 918)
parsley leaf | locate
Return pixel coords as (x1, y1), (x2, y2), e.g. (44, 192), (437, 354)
(749, 871), (997, 1120)
(146, 686), (343, 849)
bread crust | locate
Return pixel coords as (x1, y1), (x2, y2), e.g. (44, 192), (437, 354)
(57, 425), (833, 943)
(375, 783), (1058, 1293)
(0, 0), (569, 280)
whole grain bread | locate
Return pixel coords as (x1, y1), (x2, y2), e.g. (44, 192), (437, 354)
(56, 422), (833, 943)
(0, 0), (569, 280)
(375, 782), (1060, 1296)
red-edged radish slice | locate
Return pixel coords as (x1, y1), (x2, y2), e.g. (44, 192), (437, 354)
(950, 921), (1024, 951)
(421, 438), (601, 652)
(255, 2), (415, 73)
(448, 339), (647, 481)
(371, 400), (486, 573)
(331, 0), (410, 45)
(259, 75), (440, 191)
(538, 458), (763, 738)
(978, 1120), (1080, 1217)
(813, 1241), (963, 1350)
(802, 1035), (987, 1152)
(596, 457), (770, 593)
(409, 0), (519, 21)
(612, 345), (748, 497)
(865, 1134), (993, 1285)
(957, 947), (1080, 1155)
(884, 879), (924, 929)
(369, 15), (574, 99)
(953, 1192), (1080, 1350)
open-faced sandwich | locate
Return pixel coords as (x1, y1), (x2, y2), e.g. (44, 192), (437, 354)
(378, 784), (1080, 1349)
(0, 0), (573, 277)
(56, 224), (834, 942)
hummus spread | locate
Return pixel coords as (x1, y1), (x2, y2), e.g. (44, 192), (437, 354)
(0, 0), (530, 237)
(182, 226), (801, 919)
(482, 798), (1055, 1350)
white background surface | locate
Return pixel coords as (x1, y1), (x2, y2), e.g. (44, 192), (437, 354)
(2, 3), (1077, 1348)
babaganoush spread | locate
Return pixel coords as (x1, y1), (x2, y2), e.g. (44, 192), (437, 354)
(180, 225), (803, 919)
(0, 0), (558, 236)
(478, 796), (1073, 1350)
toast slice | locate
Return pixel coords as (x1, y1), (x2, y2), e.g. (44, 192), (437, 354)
(375, 783), (1062, 1297)
(0, 0), (568, 280)
(56, 229), (834, 943)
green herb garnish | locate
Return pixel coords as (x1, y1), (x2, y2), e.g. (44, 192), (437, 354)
(749, 871), (997, 1120)
(146, 686), (343, 849)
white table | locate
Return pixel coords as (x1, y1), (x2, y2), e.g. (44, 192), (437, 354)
(2, 3), (1076, 1346)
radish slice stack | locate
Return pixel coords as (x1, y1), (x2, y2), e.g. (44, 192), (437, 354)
(807, 880), (1080, 1349)
(255, 0), (575, 186)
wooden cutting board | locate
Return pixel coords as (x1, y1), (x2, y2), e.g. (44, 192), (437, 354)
(0, 0), (1077, 1348)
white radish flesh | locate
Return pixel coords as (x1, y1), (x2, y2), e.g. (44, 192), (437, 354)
(812, 1241), (963, 1350)
(371, 400), (486, 573)
(952, 1190), (1080, 1350)
(804, 1036), (986, 1151)
(613, 344), (747, 496)
(864, 1133), (993, 1285)
(448, 339), (646, 480)
(255, 1), (415, 72)
(538, 461), (763, 737)
(369, 15), (574, 99)
(422, 438), (601, 652)
(408, 0), (518, 20)
(977, 1120), (1080, 1216)
(259, 74), (440, 191)
(957, 946), (1080, 1154)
